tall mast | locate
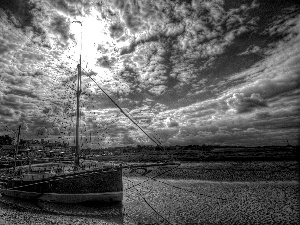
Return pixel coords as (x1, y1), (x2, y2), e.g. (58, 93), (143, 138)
(73, 21), (82, 168)
(90, 131), (92, 155)
(14, 125), (21, 170)
(75, 55), (81, 167)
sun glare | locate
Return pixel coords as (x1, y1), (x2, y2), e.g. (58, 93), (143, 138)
(67, 11), (112, 74)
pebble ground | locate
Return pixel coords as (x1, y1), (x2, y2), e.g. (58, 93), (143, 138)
(0, 161), (299, 224)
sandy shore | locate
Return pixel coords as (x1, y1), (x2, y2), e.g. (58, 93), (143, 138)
(0, 161), (299, 224)
(124, 161), (299, 181)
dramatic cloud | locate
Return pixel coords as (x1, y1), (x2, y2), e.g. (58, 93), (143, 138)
(0, 0), (299, 147)
(226, 93), (267, 113)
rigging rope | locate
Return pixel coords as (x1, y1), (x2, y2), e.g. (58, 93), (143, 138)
(84, 73), (163, 149)
(124, 176), (173, 225)
(142, 176), (227, 201)
(0, 168), (116, 191)
(133, 185), (173, 225)
(1, 14), (168, 153)
(124, 164), (180, 191)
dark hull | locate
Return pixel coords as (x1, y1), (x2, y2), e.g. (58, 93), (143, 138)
(1, 167), (123, 203)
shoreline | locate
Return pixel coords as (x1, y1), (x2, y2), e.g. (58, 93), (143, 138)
(123, 160), (299, 181)
(127, 177), (299, 184)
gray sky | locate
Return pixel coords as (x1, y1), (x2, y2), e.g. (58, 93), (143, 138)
(0, 0), (299, 147)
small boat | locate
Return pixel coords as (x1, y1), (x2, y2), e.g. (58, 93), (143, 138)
(0, 21), (178, 204)
(0, 23), (123, 203)
(0, 161), (123, 203)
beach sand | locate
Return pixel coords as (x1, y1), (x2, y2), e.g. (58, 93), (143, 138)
(0, 161), (299, 224)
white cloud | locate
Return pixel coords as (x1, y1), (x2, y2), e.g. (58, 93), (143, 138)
(0, 0), (299, 146)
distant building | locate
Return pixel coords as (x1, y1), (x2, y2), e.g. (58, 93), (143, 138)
(69, 146), (76, 154)
(0, 145), (15, 156)
(30, 144), (44, 151)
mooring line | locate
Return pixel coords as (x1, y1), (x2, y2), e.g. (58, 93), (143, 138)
(124, 165), (181, 191)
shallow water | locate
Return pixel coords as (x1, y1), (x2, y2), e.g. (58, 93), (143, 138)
(0, 162), (299, 224)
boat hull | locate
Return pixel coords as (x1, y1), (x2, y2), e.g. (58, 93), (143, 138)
(1, 167), (123, 203)
(1, 189), (123, 203)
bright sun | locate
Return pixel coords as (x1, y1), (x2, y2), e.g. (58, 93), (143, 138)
(69, 13), (109, 67)
(65, 9), (130, 89)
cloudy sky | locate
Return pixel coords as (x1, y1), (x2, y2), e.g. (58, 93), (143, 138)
(0, 0), (299, 148)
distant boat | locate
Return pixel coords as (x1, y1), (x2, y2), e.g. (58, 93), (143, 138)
(0, 25), (123, 203)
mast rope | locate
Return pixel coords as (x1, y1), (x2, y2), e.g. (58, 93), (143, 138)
(124, 164), (180, 191)
(133, 186), (173, 225)
(0, 168), (116, 191)
(124, 177), (173, 225)
(143, 176), (227, 201)
(84, 73), (163, 148)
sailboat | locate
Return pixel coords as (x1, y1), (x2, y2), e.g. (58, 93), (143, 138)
(0, 21), (179, 204)
(0, 24), (123, 203)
